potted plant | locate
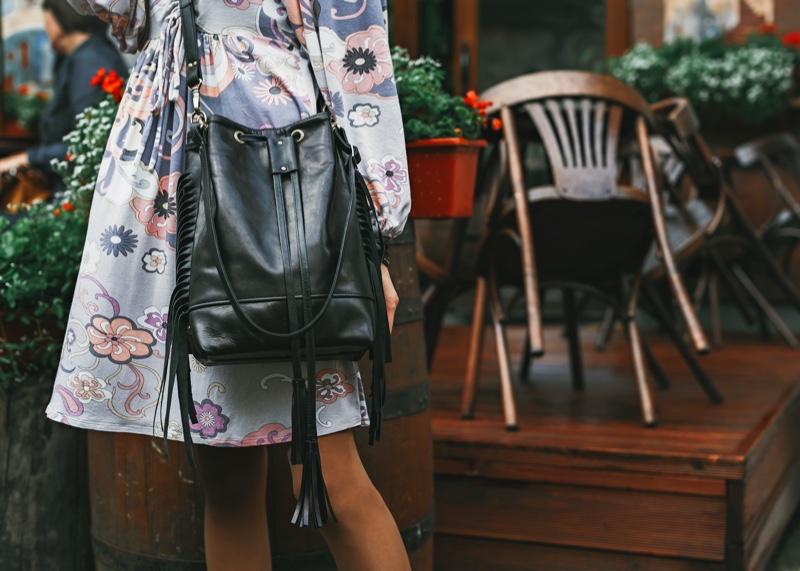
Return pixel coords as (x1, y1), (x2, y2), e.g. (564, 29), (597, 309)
(392, 47), (500, 219)
(0, 69), (121, 570)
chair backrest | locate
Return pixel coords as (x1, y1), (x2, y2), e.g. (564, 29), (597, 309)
(734, 133), (800, 224)
(483, 71), (655, 202)
(650, 98), (721, 200)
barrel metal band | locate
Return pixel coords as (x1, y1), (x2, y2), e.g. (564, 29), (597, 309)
(382, 380), (430, 420)
(92, 537), (207, 570)
(272, 506), (435, 570)
(91, 493), (434, 571)
(393, 296), (424, 326)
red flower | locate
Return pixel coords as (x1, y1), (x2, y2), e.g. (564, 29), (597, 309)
(90, 68), (107, 87)
(17, 84), (30, 96)
(36, 91), (48, 101)
(760, 23), (778, 35)
(100, 70), (124, 102)
(464, 90), (479, 106)
(491, 118), (503, 131)
(53, 208), (61, 216)
(783, 31), (800, 48)
(65, 153), (74, 161)
(63, 202), (74, 212)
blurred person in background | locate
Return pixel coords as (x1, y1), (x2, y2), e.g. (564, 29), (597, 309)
(0, 0), (127, 196)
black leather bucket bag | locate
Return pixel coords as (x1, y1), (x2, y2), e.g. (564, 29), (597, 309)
(159, 0), (390, 529)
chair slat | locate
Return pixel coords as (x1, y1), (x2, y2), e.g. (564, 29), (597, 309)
(606, 105), (623, 170)
(525, 102), (567, 180)
(594, 101), (606, 169)
(581, 99), (594, 169)
(564, 99), (583, 168)
(546, 99), (575, 169)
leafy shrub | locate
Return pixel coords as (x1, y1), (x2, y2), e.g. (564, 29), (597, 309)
(0, 73), (120, 387)
(610, 34), (796, 124)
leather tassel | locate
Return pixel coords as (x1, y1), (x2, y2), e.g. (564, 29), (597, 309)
(158, 137), (202, 462)
(291, 441), (336, 528)
(365, 257), (388, 445)
(290, 375), (307, 465)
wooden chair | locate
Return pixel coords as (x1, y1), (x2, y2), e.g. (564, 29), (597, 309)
(640, 102), (800, 349)
(735, 133), (800, 301)
(460, 72), (711, 429)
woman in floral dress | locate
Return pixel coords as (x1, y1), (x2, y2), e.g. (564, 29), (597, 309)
(46, 0), (411, 568)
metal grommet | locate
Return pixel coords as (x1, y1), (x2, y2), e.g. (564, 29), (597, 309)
(234, 130), (246, 144)
(277, 140), (284, 146)
(280, 165), (288, 171)
(291, 129), (305, 143)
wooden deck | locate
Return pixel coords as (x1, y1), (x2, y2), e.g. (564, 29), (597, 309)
(429, 325), (800, 571)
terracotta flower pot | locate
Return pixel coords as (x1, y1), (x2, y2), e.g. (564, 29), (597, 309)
(406, 138), (488, 219)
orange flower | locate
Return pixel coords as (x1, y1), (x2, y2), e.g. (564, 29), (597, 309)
(760, 23), (778, 35)
(36, 91), (48, 101)
(90, 68), (107, 87)
(65, 153), (74, 161)
(783, 31), (800, 48)
(463, 90), (479, 106)
(63, 202), (74, 211)
(53, 208), (61, 216)
(491, 118), (503, 131)
(17, 84), (30, 96)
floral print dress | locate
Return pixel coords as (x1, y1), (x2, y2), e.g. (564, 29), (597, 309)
(45, 0), (410, 447)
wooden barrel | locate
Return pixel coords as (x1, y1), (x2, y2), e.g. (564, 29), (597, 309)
(88, 221), (434, 570)
(0, 382), (93, 571)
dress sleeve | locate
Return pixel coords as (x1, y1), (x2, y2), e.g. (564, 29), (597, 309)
(67, 0), (147, 54)
(299, 0), (410, 240)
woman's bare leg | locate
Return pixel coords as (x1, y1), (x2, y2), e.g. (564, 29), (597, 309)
(290, 430), (411, 571)
(195, 445), (271, 571)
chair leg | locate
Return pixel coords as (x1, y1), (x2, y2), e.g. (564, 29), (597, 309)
(621, 276), (657, 426)
(708, 269), (723, 349)
(643, 285), (724, 404)
(488, 273), (519, 430)
(461, 277), (488, 419)
(595, 306), (615, 352)
(691, 256), (710, 317)
(707, 246), (756, 325)
(519, 289), (547, 384)
(637, 117), (709, 354)
(519, 331), (532, 384)
(731, 265), (800, 349)
(641, 337), (671, 390)
(562, 288), (585, 391)
(726, 192), (800, 312)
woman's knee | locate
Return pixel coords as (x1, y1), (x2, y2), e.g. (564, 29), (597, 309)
(289, 430), (378, 512)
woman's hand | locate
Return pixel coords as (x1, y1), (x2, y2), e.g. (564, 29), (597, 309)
(0, 153), (29, 175)
(381, 263), (399, 334)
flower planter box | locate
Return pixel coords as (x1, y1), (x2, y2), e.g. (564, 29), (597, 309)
(407, 138), (488, 219)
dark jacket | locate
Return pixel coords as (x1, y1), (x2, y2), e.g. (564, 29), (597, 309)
(26, 35), (126, 177)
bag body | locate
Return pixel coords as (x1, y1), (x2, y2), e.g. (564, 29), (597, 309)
(185, 113), (378, 365)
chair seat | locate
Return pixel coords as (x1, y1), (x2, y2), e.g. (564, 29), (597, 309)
(484, 192), (654, 287)
(643, 198), (716, 277)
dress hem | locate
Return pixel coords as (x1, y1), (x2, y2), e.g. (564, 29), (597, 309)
(44, 405), (368, 447)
